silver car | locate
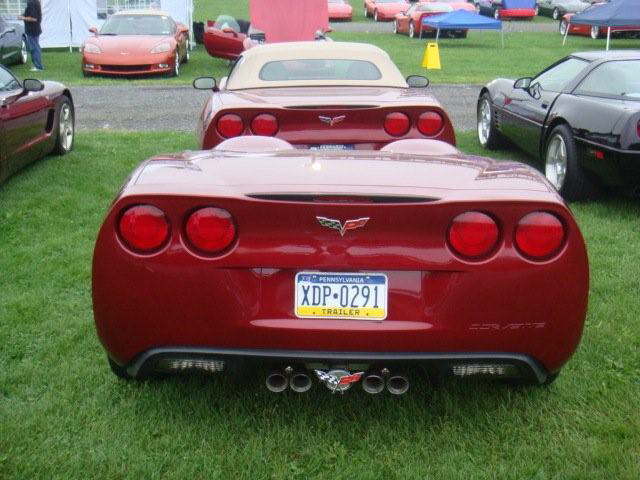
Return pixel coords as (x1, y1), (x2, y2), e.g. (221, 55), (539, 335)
(536, 0), (590, 20)
(0, 16), (26, 66)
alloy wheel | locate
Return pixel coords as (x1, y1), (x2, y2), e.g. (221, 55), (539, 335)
(409, 22), (415, 38)
(477, 98), (492, 146)
(59, 103), (74, 152)
(494, 8), (500, 20)
(374, 10), (378, 21)
(174, 51), (180, 76)
(590, 25), (599, 39)
(552, 8), (560, 20)
(559, 20), (568, 36)
(20, 40), (28, 64)
(393, 20), (398, 34)
(545, 134), (568, 190)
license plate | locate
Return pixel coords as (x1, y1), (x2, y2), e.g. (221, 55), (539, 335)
(294, 272), (388, 320)
(309, 144), (355, 151)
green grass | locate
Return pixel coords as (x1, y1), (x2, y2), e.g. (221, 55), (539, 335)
(1, 131), (639, 479)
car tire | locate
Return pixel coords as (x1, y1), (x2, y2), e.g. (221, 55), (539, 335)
(364, 6), (369, 17)
(184, 45), (190, 63)
(457, 30), (468, 39)
(552, 8), (560, 20)
(475, 3), (481, 14)
(559, 19), (568, 36)
(590, 25), (600, 39)
(477, 93), (503, 150)
(171, 50), (180, 77)
(393, 20), (398, 34)
(534, 6), (539, 16)
(108, 357), (133, 380)
(494, 8), (501, 20)
(19, 38), (28, 65)
(53, 97), (75, 156)
(545, 124), (599, 201)
(374, 10), (379, 21)
(409, 21), (415, 38)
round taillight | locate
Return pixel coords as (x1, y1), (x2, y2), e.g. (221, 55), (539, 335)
(417, 111), (444, 136)
(185, 207), (236, 254)
(251, 113), (278, 136)
(384, 112), (410, 136)
(515, 212), (565, 260)
(448, 211), (499, 259)
(216, 114), (244, 138)
(118, 205), (169, 253)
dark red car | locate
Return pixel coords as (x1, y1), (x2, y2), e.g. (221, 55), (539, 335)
(194, 42), (455, 151)
(0, 66), (74, 183)
(93, 136), (589, 393)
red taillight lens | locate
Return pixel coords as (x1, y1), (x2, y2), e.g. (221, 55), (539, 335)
(118, 205), (169, 253)
(515, 212), (565, 260)
(384, 112), (410, 136)
(448, 212), (499, 259)
(216, 114), (244, 138)
(185, 207), (236, 254)
(417, 111), (444, 136)
(251, 114), (279, 136)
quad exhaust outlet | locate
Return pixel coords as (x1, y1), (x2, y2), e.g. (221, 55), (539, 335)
(362, 369), (410, 395)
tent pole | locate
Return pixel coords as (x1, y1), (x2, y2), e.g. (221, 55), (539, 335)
(563, 22), (569, 45)
(606, 26), (611, 51)
(436, 29), (440, 43)
(501, 28), (504, 48)
(68, 0), (72, 52)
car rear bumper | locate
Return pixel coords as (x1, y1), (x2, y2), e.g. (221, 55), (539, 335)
(121, 346), (551, 384)
(499, 8), (536, 19)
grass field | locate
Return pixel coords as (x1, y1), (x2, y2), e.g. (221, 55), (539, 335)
(1, 131), (639, 479)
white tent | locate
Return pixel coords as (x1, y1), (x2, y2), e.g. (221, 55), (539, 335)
(24, 0), (194, 48)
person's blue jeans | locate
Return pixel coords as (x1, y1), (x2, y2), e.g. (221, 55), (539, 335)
(26, 34), (43, 70)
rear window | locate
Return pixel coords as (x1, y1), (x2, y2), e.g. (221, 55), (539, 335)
(576, 60), (640, 99)
(259, 59), (382, 82)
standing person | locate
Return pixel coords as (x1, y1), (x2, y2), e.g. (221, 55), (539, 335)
(19, 0), (43, 71)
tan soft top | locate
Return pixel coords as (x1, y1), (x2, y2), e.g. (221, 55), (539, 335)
(226, 42), (408, 90)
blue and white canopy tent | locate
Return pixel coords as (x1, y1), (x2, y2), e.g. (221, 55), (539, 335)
(563, 0), (640, 50)
(422, 10), (503, 47)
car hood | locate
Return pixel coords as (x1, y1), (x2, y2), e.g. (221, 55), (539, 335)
(218, 86), (439, 109)
(129, 150), (557, 201)
(85, 35), (173, 55)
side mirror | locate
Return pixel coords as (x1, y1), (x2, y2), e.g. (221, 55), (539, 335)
(23, 79), (44, 93)
(406, 75), (429, 88)
(89, 26), (98, 34)
(193, 76), (218, 91)
(514, 77), (533, 90)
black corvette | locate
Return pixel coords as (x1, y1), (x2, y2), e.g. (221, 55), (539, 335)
(477, 50), (640, 200)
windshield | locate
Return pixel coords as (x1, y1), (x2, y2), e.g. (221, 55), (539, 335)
(259, 59), (382, 82)
(213, 15), (240, 32)
(0, 68), (20, 92)
(101, 14), (175, 35)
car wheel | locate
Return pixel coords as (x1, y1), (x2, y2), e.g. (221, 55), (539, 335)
(393, 20), (398, 34)
(409, 21), (415, 38)
(374, 10), (379, 21)
(590, 25), (600, 39)
(534, 6), (539, 16)
(559, 19), (568, 36)
(364, 6), (369, 17)
(477, 93), (502, 150)
(108, 357), (133, 380)
(53, 97), (75, 156)
(494, 8), (500, 19)
(172, 50), (180, 77)
(552, 8), (560, 20)
(184, 45), (190, 63)
(19, 38), (28, 64)
(475, 4), (481, 14)
(545, 124), (598, 201)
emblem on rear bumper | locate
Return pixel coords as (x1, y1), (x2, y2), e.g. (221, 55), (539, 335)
(317, 216), (369, 236)
(319, 115), (346, 126)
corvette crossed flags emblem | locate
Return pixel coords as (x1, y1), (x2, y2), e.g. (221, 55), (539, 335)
(316, 216), (370, 236)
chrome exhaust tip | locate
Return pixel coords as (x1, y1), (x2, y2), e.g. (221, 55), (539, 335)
(362, 374), (385, 394)
(265, 371), (288, 393)
(289, 372), (312, 393)
(386, 374), (409, 395)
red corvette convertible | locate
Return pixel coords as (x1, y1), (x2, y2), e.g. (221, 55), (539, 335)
(82, 10), (190, 77)
(328, 0), (353, 21)
(93, 136), (589, 392)
(0, 66), (74, 183)
(394, 2), (471, 38)
(364, 0), (410, 22)
(194, 42), (455, 150)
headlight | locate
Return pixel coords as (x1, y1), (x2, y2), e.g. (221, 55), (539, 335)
(83, 43), (101, 54)
(150, 42), (171, 54)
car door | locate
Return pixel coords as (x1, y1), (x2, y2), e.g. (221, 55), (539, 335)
(0, 68), (50, 179)
(499, 57), (589, 156)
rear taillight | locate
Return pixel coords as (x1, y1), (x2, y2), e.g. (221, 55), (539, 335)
(417, 111), (444, 136)
(118, 205), (169, 253)
(384, 112), (410, 136)
(448, 211), (499, 259)
(185, 207), (236, 254)
(515, 212), (565, 260)
(216, 114), (244, 138)
(251, 114), (279, 136)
